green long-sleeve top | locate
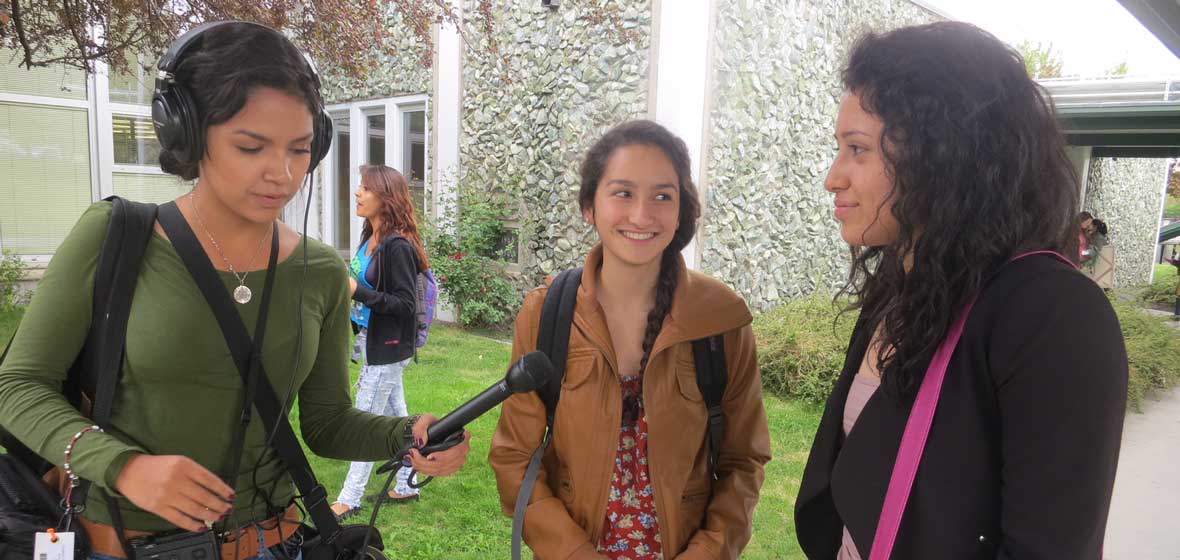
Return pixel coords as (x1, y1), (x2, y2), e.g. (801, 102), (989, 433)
(0, 202), (412, 532)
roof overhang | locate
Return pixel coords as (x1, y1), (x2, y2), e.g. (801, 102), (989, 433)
(1119, 0), (1180, 60)
(1058, 102), (1180, 157)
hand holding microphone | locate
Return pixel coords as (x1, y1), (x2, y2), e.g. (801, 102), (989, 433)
(378, 351), (553, 477)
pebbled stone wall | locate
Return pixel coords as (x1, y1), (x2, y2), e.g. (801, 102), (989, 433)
(1084, 157), (1170, 287)
(458, 0), (652, 285)
(701, 0), (938, 310)
(318, 8), (431, 103)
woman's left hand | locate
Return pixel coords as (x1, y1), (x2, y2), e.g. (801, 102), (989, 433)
(406, 413), (472, 477)
(348, 276), (358, 295)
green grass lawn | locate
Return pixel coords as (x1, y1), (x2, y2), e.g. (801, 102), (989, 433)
(0, 307), (22, 345)
(1165, 194), (1180, 219)
(1155, 262), (1178, 284)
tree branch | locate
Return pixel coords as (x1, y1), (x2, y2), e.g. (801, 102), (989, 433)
(10, 0), (37, 69)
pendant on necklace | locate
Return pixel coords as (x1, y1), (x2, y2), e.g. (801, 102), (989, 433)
(233, 284), (253, 305)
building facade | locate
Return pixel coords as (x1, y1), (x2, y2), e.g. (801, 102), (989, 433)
(8, 1), (1164, 309)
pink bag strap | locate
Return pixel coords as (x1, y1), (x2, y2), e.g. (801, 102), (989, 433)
(868, 250), (1076, 560)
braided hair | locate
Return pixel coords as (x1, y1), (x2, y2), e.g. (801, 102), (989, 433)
(578, 120), (701, 373)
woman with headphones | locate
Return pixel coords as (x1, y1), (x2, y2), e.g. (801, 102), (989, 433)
(0, 21), (470, 560)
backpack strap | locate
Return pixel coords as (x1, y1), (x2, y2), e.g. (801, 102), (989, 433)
(511, 267), (582, 560)
(691, 334), (728, 482)
(67, 198), (157, 526)
(535, 268), (582, 423)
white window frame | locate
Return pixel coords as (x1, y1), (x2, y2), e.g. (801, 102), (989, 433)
(106, 102), (168, 175)
(322, 94), (429, 256)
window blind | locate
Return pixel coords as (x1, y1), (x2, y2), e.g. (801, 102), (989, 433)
(0, 102), (93, 254)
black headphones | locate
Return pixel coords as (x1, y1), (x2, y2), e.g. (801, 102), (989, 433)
(151, 21), (333, 171)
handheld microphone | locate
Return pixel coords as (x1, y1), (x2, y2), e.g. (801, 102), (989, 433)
(376, 351), (553, 474)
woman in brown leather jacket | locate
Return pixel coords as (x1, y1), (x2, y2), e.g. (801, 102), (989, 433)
(489, 120), (772, 560)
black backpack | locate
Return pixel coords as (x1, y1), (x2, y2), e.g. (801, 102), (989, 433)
(511, 267), (729, 560)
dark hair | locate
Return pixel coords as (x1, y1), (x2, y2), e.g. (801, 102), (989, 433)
(360, 165), (430, 271)
(578, 120), (701, 372)
(158, 23), (325, 179)
(840, 22), (1080, 398)
(1092, 219), (1108, 237)
(1078, 211), (1094, 221)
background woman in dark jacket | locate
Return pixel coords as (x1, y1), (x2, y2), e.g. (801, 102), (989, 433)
(331, 165), (438, 517)
(795, 22), (1127, 559)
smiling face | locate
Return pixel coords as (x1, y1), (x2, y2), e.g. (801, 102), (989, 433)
(824, 92), (900, 247)
(583, 144), (681, 271)
(198, 87), (314, 225)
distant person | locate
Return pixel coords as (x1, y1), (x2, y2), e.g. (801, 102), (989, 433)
(796, 22), (1127, 559)
(1167, 254), (1180, 318)
(331, 165), (432, 519)
(1077, 211), (1095, 263)
(1080, 217), (1109, 264)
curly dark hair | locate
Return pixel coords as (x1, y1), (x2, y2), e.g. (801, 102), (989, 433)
(579, 120), (701, 373)
(840, 22), (1080, 398)
(158, 22), (325, 179)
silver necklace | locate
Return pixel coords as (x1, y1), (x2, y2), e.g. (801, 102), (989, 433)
(190, 192), (271, 304)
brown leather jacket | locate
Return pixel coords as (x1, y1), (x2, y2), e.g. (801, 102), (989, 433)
(489, 247), (772, 560)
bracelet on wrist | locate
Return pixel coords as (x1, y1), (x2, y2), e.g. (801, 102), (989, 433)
(63, 425), (104, 507)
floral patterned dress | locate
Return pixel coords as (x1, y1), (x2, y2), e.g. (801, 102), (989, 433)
(597, 375), (663, 559)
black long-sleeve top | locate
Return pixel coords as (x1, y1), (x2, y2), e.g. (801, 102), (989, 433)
(795, 253), (1128, 559)
(352, 234), (419, 365)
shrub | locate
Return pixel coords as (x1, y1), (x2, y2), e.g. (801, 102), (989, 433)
(0, 251), (26, 312)
(1108, 296), (1180, 411)
(753, 295), (858, 404)
(1139, 263), (1178, 307)
(753, 292), (1180, 413)
(425, 179), (522, 328)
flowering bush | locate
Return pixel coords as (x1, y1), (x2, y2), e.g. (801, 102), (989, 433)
(425, 180), (522, 327)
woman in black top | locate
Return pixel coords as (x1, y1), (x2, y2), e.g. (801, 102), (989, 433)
(331, 165), (438, 517)
(795, 22), (1127, 559)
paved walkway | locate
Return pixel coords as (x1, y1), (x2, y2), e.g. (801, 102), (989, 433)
(1104, 386), (1180, 559)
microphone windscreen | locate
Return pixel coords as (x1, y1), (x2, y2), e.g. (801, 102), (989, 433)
(508, 351), (554, 393)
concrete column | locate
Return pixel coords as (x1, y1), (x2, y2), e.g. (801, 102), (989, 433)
(649, 0), (716, 270)
(1067, 145), (1093, 207)
(432, 7), (463, 323)
(434, 5), (463, 225)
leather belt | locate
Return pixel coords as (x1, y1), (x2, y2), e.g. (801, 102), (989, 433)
(80, 504), (302, 560)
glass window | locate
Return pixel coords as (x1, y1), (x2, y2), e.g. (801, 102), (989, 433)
(334, 119), (351, 252)
(0, 47), (88, 100)
(403, 110), (426, 214)
(0, 103), (93, 254)
(108, 54), (154, 105)
(112, 173), (190, 204)
(367, 113), (385, 166)
(112, 115), (163, 166)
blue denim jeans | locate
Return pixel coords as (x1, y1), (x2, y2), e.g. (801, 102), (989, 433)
(336, 329), (417, 507)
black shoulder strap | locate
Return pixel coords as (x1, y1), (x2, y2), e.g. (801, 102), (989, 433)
(69, 196), (158, 511)
(156, 202), (342, 539)
(535, 267), (582, 424)
(511, 267), (582, 560)
(692, 335), (728, 481)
